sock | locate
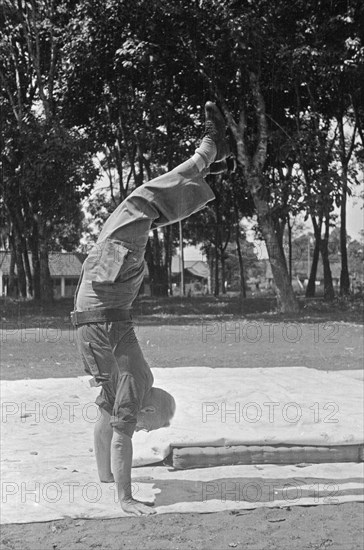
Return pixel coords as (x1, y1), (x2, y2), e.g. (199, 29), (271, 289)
(194, 136), (217, 170)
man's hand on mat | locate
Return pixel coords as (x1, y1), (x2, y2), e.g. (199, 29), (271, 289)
(120, 498), (156, 516)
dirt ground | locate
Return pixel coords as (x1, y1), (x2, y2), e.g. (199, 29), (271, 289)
(1, 503), (363, 550)
(1, 296), (363, 550)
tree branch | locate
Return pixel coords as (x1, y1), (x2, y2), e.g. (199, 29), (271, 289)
(48, 0), (58, 114)
(0, 68), (21, 124)
(10, 39), (23, 120)
(24, 0), (50, 118)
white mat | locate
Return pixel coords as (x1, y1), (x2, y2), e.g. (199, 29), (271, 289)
(1, 460), (363, 523)
(1, 367), (363, 523)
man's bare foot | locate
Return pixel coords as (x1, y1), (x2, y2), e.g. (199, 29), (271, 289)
(120, 498), (156, 516)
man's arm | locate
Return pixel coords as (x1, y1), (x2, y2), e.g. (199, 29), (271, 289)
(94, 408), (114, 482)
(111, 428), (155, 516)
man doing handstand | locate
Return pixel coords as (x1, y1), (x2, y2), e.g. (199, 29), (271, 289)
(72, 102), (230, 516)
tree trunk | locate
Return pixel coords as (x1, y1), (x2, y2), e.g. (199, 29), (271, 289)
(220, 225), (231, 295)
(287, 216), (292, 282)
(8, 247), (17, 297)
(250, 191), (298, 312)
(307, 240), (320, 298)
(214, 242), (219, 297)
(221, 73), (298, 313)
(214, 245), (219, 296)
(232, 191), (246, 300)
(22, 239), (33, 297)
(164, 226), (173, 296)
(7, 208), (27, 297)
(337, 107), (356, 296)
(306, 216), (322, 298)
(14, 234), (27, 298)
(259, 208), (298, 312)
(39, 224), (53, 302)
(320, 216), (335, 301)
(220, 251), (226, 294)
(153, 265), (168, 296)
(213, 185), (221, 297)
(145, 239), (155, 296)
(30, 222), (41, 301)
(209, 251), (214, 296)
(234, 218), (246, 299)
(339, 170), (350, 295)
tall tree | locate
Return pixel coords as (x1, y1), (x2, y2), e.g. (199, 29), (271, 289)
(1, 0), (98, 299)
(285, 0), (364, 297)
(62, 0), (205, 295)
(189, 0), (303, 312)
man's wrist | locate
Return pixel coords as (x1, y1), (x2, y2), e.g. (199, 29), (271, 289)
(115, 481), (132, 501)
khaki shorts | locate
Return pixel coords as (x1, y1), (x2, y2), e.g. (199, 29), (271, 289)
(76, 322), (124, 382)
(76, 320), (153, 435)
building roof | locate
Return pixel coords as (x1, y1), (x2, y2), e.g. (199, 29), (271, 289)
(0, 251), (86, 278)
(48, 252), (87, 277)
(0, 251), (211, 279)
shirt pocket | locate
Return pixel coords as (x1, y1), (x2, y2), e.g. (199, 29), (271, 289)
(83, 239), (131, 283)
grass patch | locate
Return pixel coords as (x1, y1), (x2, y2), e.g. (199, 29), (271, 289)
(1, 294), (363, 327)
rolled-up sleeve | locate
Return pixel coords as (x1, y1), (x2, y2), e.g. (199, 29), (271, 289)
(110, 374), (144, 437)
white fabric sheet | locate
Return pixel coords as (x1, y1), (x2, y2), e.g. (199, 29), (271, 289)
(1, 367), (363, 523)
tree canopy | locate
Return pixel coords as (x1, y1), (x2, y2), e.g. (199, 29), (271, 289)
(1, 0), (363, 307)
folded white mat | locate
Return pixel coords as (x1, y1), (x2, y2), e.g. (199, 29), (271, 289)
(132, 367), (364, 464)
(1, 367), (363, 523)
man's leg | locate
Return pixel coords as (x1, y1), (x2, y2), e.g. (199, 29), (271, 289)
(96, 102), (229, 245)
(76, 323), (121, 384)
(123, 100), (231, 230)
(97, 147), (216, 247)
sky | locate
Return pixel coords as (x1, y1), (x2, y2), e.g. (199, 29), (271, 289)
(346, 194), (364, 239)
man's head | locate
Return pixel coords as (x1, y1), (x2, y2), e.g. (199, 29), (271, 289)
(135, 387), (176, 433)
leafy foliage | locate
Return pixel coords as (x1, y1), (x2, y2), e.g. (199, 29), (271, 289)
(1, 0), (363, 303)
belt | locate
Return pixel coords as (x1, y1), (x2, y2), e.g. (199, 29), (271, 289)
(70, 308), (131, 327)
